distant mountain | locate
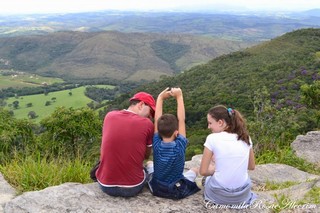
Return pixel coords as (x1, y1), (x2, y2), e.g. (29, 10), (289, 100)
(109, 28), (320, 127)
(0, 31), (254, 82)
(296, 9), (320, 17)
(0, 11), (319, 41)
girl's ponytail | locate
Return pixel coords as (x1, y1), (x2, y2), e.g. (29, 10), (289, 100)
(208, 105), (250, 145)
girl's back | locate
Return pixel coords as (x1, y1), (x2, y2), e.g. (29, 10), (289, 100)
(205, 131), (251, 188)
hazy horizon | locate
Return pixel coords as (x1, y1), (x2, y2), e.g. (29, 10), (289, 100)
(0, 0), (319, 15)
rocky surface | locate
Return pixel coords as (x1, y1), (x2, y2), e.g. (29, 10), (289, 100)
(3, 162), (319, 213)
(249, 163), (319, 184)
(1, 131), (320, 213)
(3, 182), (267, 213)
(291, 131), (320, 167)
(0, 173), (16, 213)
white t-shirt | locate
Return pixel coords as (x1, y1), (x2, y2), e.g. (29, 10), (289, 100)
(204, 131), (252, 189)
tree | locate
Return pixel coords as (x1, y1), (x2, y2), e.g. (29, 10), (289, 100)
(0, 99), (7, 107)
(301, 80), (320, 110)
(0, 108), (35, 162)
(12, 100), (19, 109)
(301, 80), (320, 127)
(45, 101), (51, 106)
(28, 111), (37, 119)
(26, 103), (33, 107)
(248, 86), (299, 155)
(39, 107), (102, 159)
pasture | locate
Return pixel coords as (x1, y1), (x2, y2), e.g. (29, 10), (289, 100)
(6, 86), (95, 122)
(0, 72), (64, 89)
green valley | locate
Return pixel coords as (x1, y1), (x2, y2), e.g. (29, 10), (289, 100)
(6, 86), (94, 122)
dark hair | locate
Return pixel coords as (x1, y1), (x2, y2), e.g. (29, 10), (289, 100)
(208, 105), (250, 145)
(129, 99), (140, 106)
(157, 114), (178, 138)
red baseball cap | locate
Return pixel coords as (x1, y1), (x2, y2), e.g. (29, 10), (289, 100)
(130, 92), (156, 117)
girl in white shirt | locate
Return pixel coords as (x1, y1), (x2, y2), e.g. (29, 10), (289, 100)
(200, 105), (257, 206)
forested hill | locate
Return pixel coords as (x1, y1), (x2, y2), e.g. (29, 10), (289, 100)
(0, 31), (253, 82)
(110, 28), (320, 128)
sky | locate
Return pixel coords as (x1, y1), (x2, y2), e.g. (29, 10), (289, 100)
(0, 0), (319, 14)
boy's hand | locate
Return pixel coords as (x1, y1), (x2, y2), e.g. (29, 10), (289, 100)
(158, 87), (172, 100)
(171, 87), (182, 99)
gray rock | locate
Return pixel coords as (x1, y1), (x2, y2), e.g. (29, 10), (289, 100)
(184, 154), (202, 169)
(280, 205), (320, 213)
(276, 180), (320, 213)
(3, 131), (320, 213)
(5, 162), (320, 213)
(0, 173), (16, 213)
(291, 131), (320, 166)
(263, 178), (320, 200)
(249, 164), (319, 185)
(4, 182), (271, 213)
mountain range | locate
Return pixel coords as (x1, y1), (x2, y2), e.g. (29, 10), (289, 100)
(1, 10), (320, 83)
(1, 10), (320, 41)
(108, 28), (320, 128)
(0, 31), (254, 82)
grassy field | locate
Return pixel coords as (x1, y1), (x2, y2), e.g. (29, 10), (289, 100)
(6, 86), (95, 122)
(0, 72), (64, 89)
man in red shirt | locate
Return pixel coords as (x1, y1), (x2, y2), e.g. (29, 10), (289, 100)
(96, 92), (156, 197)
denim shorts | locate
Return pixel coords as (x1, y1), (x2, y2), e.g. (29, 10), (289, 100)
(149, 177), (200, 200)
(98, 182), (145, 197)
(98, 168), (150, 197)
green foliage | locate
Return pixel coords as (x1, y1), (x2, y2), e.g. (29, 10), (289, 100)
(265, 181), (298, 191)
(303, 187), (320, 204)
(151, 40), (190, 72)
(185, 129), (209, 160)
(248, 86), (300, 156)
(301, 80), (320, 126)
(0, 106), (101, 193)
(0, 108), (36, 163)
(256, 147), (320, 175)
(301, 81), (320, 109)
(5, 39), (77, 71)
(84, 85), (116, 102)
(130, 28), (320, 129)
(0, 154), (92, 193)
(39, 107), (102, 159)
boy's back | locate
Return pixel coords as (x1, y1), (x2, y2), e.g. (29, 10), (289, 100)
(147, 87), (200, 199)
(152, 132), (187, 183)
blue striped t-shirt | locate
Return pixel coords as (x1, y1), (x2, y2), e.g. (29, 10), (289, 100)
(152, 133), (188, 184)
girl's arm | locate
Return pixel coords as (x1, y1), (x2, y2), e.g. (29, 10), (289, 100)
(200, 147), (215, 176)
(248, 148), (255, 170)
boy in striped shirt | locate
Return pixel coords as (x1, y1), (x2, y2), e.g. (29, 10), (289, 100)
(147, 87), (200, 199)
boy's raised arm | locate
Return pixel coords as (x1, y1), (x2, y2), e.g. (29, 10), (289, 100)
(154, 87), (172, 133)
(171, 88), (186, 137)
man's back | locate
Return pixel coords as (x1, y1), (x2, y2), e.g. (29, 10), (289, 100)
(96, 110), (153, 186)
